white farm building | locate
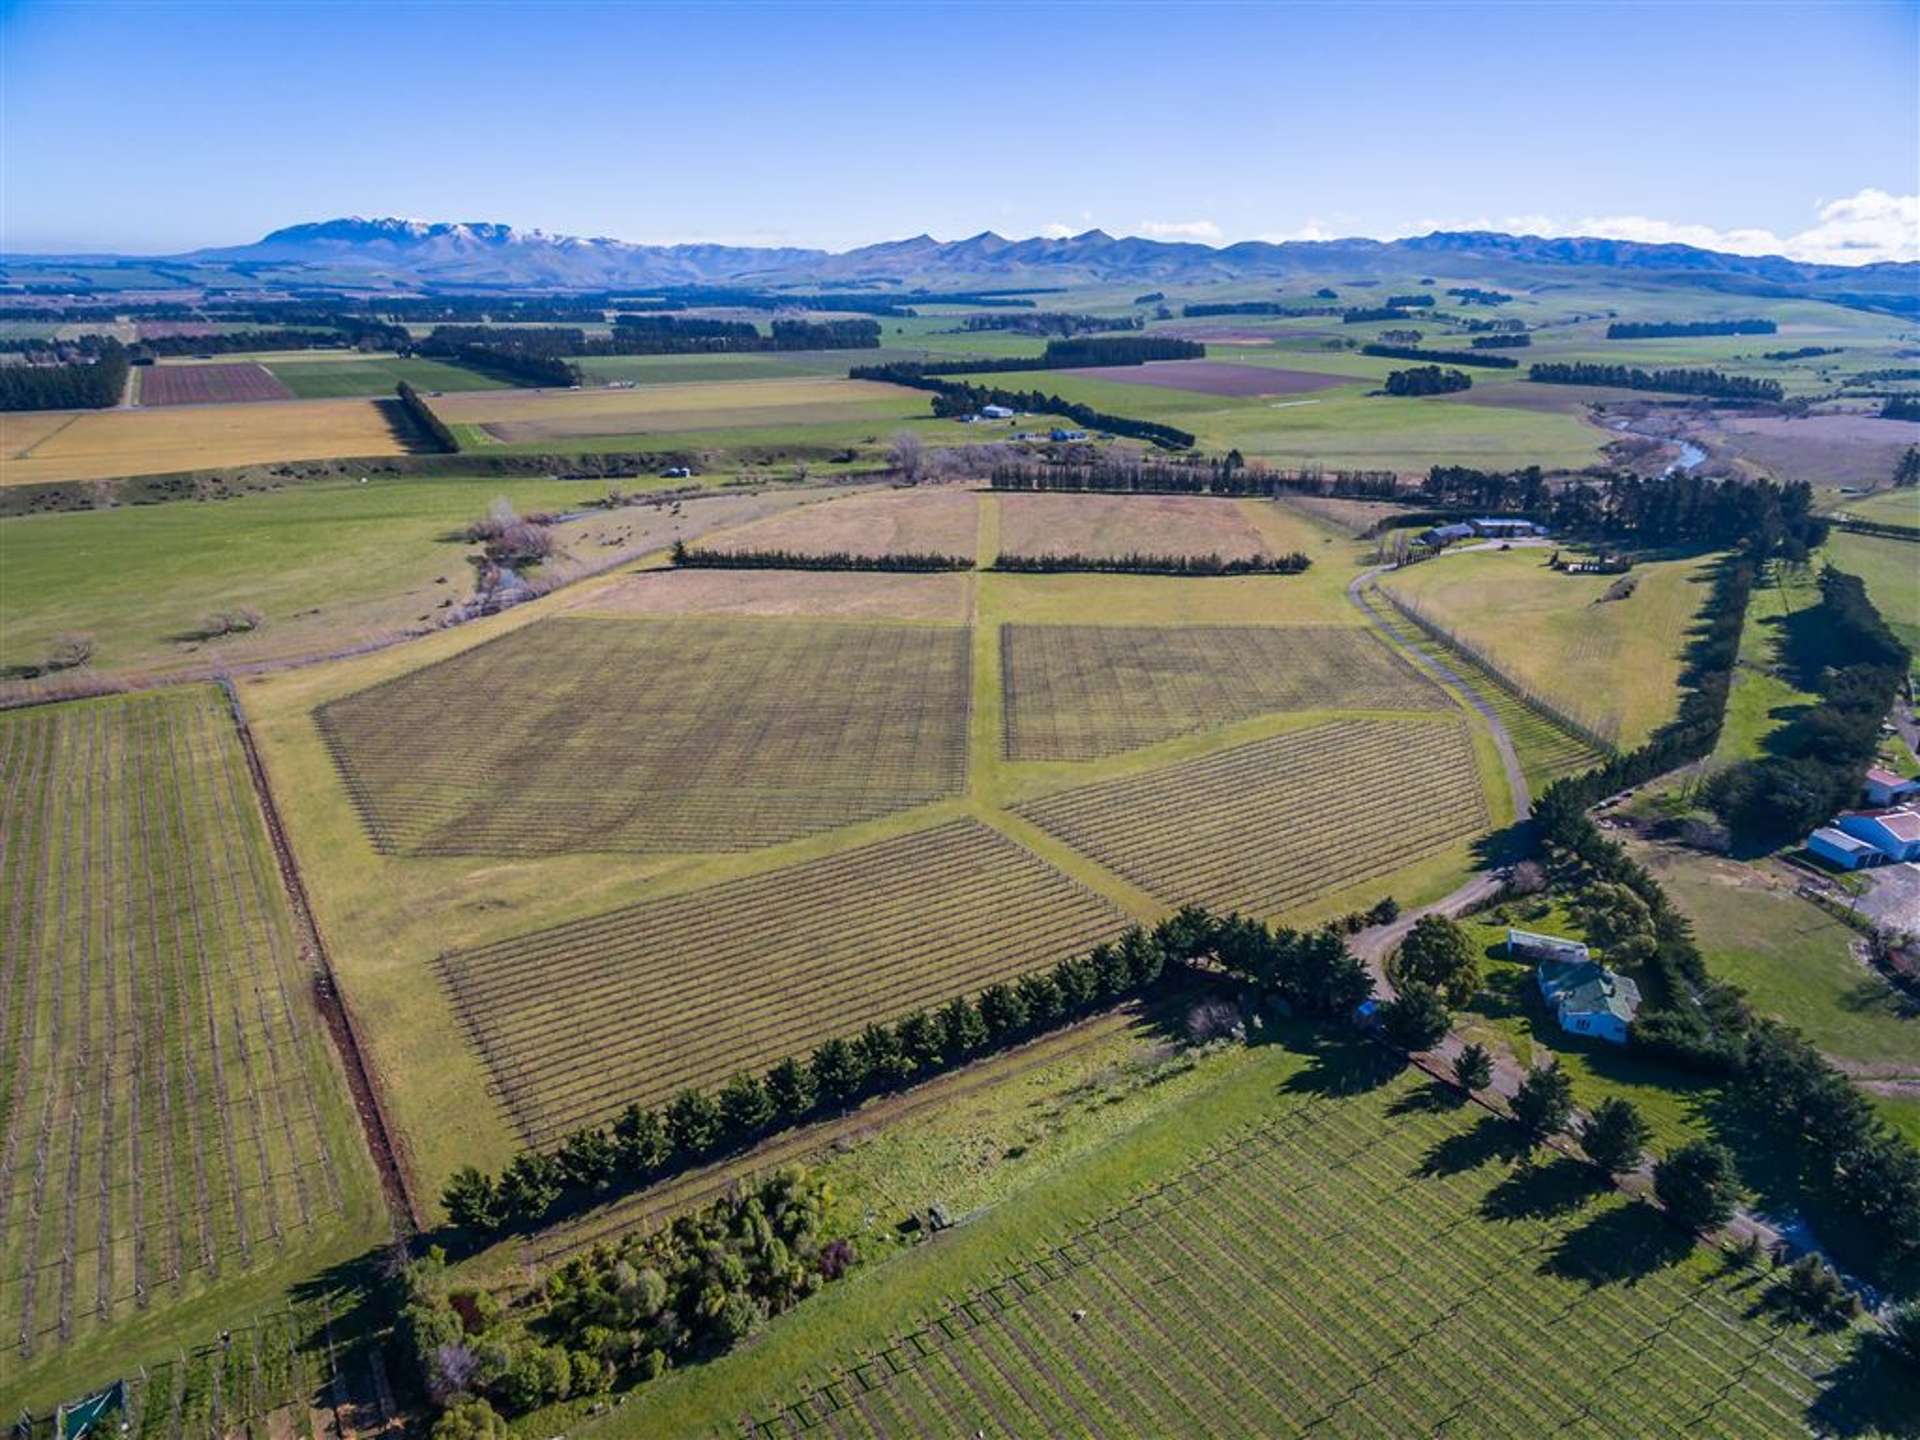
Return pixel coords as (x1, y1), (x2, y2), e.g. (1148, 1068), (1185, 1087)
(1537, 956), (1641, 1045)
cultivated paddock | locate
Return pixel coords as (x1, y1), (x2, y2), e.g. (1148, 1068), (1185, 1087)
(1001, 623), (1446, 761)
(436, 819), (1129, 1144)
(0, 688), (365, 1366)
(566, 567), (973, 623)
(316, 616), (973, 856)
(0, 398), (416, 485)
(1015, 718), (1488, 916)
(137, 362), (294, 407)
(996, 493), (1274, 562)
(697, 487), (980, 559)
(426, 376), (916, 443)
(1060, 360), (1353, 397)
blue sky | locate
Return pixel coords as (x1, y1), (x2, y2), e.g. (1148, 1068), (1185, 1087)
(4, 0), (1916, 262)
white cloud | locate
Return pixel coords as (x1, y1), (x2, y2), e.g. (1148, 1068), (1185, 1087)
(1401, 190), (1918, 266)
(1039, 221), (1075, 239)
(1257, 218), (1337, 243)
(1139, 218), (1221, 240)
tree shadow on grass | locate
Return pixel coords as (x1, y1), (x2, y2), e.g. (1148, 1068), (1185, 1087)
(1279, 1031), (1405, 1099)
(1415, 1112), (1525, 1179)
(1386, 1079), (1469, 1117)
(1807, 1335), (1920, 1439)
(1480, 1154), (1600, 1224)
(1541, 1201), (1695, 1288)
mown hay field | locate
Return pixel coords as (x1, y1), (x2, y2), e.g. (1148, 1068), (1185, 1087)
(995, 493), (1274, 563)
(316, 616), (973, 856)
(1000, 623), (1446, 761)
(0, 688), (377, 1385)
(1379, 547), (1717, 748)
(1015, 718), (1487, 916)
(696, 486), (979, 559)
(564, 567), (973, 624)
(261, 355), (508, 400)
(437, 819), (1129, 1145)
(733, 1063), (1880, 1440)
(0, 398), (416, 485)
(426, 376), (918, 444)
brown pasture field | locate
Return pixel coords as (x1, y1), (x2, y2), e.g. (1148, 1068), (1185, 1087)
(564, 567), (973, 622)
(997, 493), (1273, 561)
(1, 397), (418, 485)
(1060, 360), (1352, 397)
(698, 485), (980, 558)
(1, 410), (82, 459)
(138, 361), (295, 407)
(133, 320), (224, 340)
(1706, 412), (1920, 489)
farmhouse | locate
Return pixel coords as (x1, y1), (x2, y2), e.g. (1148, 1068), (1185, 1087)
(1049, 428), (1089, 441)
(1536, 955), (1641, 1044)
(980, 404), (1015, 419)
(1506, 927), (1589, 965)
(1418, 522), (1475, 547)
(1863, 766), (1920, 807)
(1808, 826), (1884, 870)
(1835, 807), (1920, 863)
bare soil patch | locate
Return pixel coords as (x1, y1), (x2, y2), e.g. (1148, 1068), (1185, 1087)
(998, 493), (1272, 561)
(1060, 360), (1351, 397)
(567, 567), (971, 623)
(139, 362), (295, 407)
(697, 486), (979, 558)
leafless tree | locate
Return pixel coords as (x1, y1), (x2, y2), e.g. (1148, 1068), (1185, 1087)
(1186, 998), (1243, 1044)
(887, 429), (926, 483)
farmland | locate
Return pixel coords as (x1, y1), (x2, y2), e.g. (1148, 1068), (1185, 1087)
(620, 1046), (1897, 1439)
(1058, 359), (1353, 396)
(1825, 530), (1920, 668)
(135, 363), (292, 407)
(261, 355), (508, 399)
(564, 567), (973, 623)
(0, 687), (380, 1399)
(0, 478), (823, 691)
(1379, 546), (1718, 748)
(0, 398), (418, 486)
(695, 485), (980, 559)
(437, 818), (1129, 1145)
(995, 493), (1279, 563)
(424, 376), (920, 445)
(1015, 717), (1488, 916)
(316, 615), (973, 856)
(1000, 623), (1445, 761)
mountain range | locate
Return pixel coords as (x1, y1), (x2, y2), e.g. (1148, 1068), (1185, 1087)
(9, 217), (1917, 313)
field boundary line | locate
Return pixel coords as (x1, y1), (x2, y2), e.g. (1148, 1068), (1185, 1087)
(215, 677), (420, 1236)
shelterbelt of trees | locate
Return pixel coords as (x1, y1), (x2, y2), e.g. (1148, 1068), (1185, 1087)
(1384, 365), (1472, 396)
(1606, 319), (1777, 339)
(1364, 343), (1518, 369)
(0, 338), (129, 410)
(852, 365), (1198, 449)
(852, 335), (1203, 381)
(1528, 362), (1784, 402)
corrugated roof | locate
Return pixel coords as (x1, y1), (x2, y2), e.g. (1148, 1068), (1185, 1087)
(1811, 826), (1876, 854)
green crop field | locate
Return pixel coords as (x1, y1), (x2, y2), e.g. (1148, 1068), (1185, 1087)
(1016, 717), (1487, 916)
(1380, 547), (1718, 748)
(317, 615), (973, 856)
(1000, 623), (1445, 761)
(0, 687), (382, 1409)
(262, 355), (507, 398)
(708, 1062), (1890, 1440)
(437, 818), (1128, 1145)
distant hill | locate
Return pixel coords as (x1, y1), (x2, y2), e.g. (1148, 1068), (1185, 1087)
(8, 216), (1916, 314)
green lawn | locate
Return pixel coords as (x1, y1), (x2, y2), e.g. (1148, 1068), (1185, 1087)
(264, 355), (507, 398)
(1711, 560), (1822, 766)
(1825, 530), (1920, 672)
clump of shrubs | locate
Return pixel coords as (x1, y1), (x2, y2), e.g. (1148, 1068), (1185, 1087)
(465, 497), (555, 568)
(402, 1168), (848, 1421)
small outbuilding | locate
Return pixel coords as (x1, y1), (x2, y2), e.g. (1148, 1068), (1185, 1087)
(980, 404), (1015, 420)
(1537, 956), (1641, 1044)
(1418, 522), (1475, 547)
(1470, 517), (1540, 538)
(1862, 766), (1920, 808)
(1807, 827), (1883, 870)
(1507, 928), (1590, 965)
